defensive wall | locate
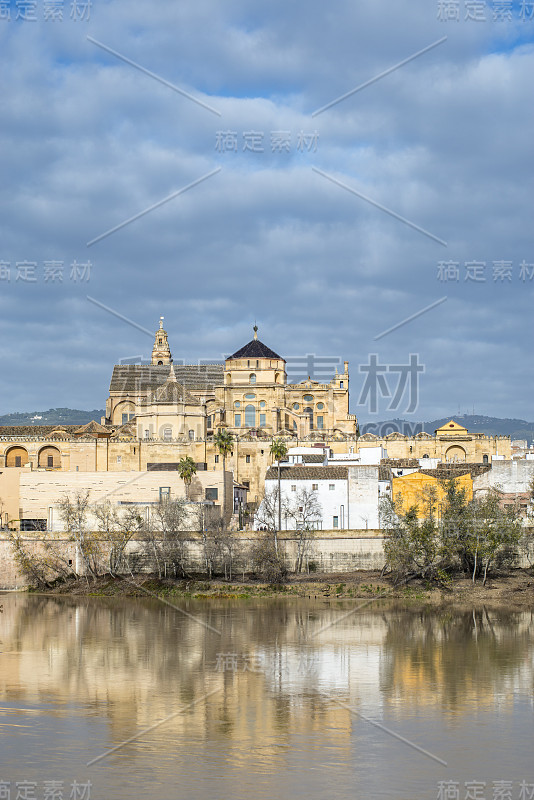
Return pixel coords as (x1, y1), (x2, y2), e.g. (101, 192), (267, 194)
(2, 529), (533, 590)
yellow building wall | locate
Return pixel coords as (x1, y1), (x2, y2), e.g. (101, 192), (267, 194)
(392, 471), (473, 518)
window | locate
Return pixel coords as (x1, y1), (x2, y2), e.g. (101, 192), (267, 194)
(259, 413), (266, 428)
(205, 487), (218, 501)
(483, 454), (489, 464)
(291, 485), (297, 491)
(159, 487), (170, 502)
(260, 400), (266, 408)
(249, 374), (256, 384)
(246, 455), (251, 463)
(244, 393), (255, 400)
(234, 401), (240, 408)
(340, 381), (344, 388)
(317, 402), (324, 410)
(234, 414), (241, 427)
(333, 516), (339, 529)
(293, 421), (297, 430)
(312, 483), (318, 491)
(163, 427), (172, 441)
(245, 405), (255, 427)
(215, 455), (219, 463)
(304, 395), (313, 402)
(242, 481), (250, 489)
(117, 456), (122, 464)
(47, 456), (54, 467)
(188, 430), (195, 441)
(317, 416), (324, 429)
(15, 456), (21, 467)
(206, 416), (212, 428)
(329, 484), (335, 491)
(304, 407), (313, 430)
(144, 429), (150, 439)
(293, 403), (300, 410)
(122, 413), (128, 425)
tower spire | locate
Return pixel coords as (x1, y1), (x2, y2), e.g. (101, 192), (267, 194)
(151, 318), (172, 365)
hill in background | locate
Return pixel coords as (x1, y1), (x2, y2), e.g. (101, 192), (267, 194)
(0, 408), (106, 426)
(1, 409), (532, 443)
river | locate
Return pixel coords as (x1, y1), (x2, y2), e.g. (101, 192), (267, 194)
(0, 593), (532, 799)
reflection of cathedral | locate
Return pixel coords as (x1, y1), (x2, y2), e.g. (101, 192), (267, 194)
(105, 320), (358, 441)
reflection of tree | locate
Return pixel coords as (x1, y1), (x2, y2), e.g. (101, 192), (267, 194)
(379, 608), (534, 710)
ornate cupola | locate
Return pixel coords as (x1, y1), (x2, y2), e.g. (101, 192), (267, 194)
(151, 317), (172, 365)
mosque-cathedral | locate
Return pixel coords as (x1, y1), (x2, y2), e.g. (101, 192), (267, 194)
(0, 320), (511, 509)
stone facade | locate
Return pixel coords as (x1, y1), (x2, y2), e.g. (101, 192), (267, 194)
(358, 419), (511, 463)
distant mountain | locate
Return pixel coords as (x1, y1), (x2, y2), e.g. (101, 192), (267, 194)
(0, 408), (105, 426)
(360, 414), (534, 443)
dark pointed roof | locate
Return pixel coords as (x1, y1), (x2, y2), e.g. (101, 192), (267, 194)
(229, 338), (283, 361)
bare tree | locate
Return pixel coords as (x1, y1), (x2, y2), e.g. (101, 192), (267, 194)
(58, 491), (101, 579)
(286, 487), (322, 573)
(255, 487), (287, 532)
(144, 498), (191, 578)
(93, 501), (144, 574)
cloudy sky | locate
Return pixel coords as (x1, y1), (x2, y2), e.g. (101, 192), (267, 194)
(1, 0), (533, 423)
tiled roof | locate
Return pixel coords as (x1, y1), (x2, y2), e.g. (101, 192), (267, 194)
(0, 425), (79, 437)
(421, 464), (492, 478)
(265, 466), (348, 480)
(74, 421), (109, 434)
(154, 377), (200, 406)
(381, 458), (420, 468)
(229, 338), (282, 360)
(109, 364), (224, 393)
(301, 454), (325, 463)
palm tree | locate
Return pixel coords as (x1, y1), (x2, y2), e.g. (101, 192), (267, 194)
(214, 429), (233, 528)
(269, 438), (288, 552)
(177, 456), (197, 500)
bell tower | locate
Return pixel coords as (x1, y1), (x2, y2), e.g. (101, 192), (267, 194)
(151, 317), (172, 365)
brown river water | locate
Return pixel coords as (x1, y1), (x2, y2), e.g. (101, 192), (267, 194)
(0, 593), (533, 800)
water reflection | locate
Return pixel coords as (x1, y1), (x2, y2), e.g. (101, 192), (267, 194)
(0, 594), (532, 800)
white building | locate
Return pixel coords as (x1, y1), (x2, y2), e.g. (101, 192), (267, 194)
(257, 460), (381, 531)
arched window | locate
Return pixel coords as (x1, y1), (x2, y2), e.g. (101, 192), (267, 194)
(244, 393), (255, 400)
(304, 407), (313, 430)
(245, 405), (255, 427)
(157, 360), (163, 365)
(483, 454), (489, 464)
(6, 447), (29, 468)
(163, 427), (172, 441)
(38, 446), (61, 469)
(249, 373), (256, 384)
